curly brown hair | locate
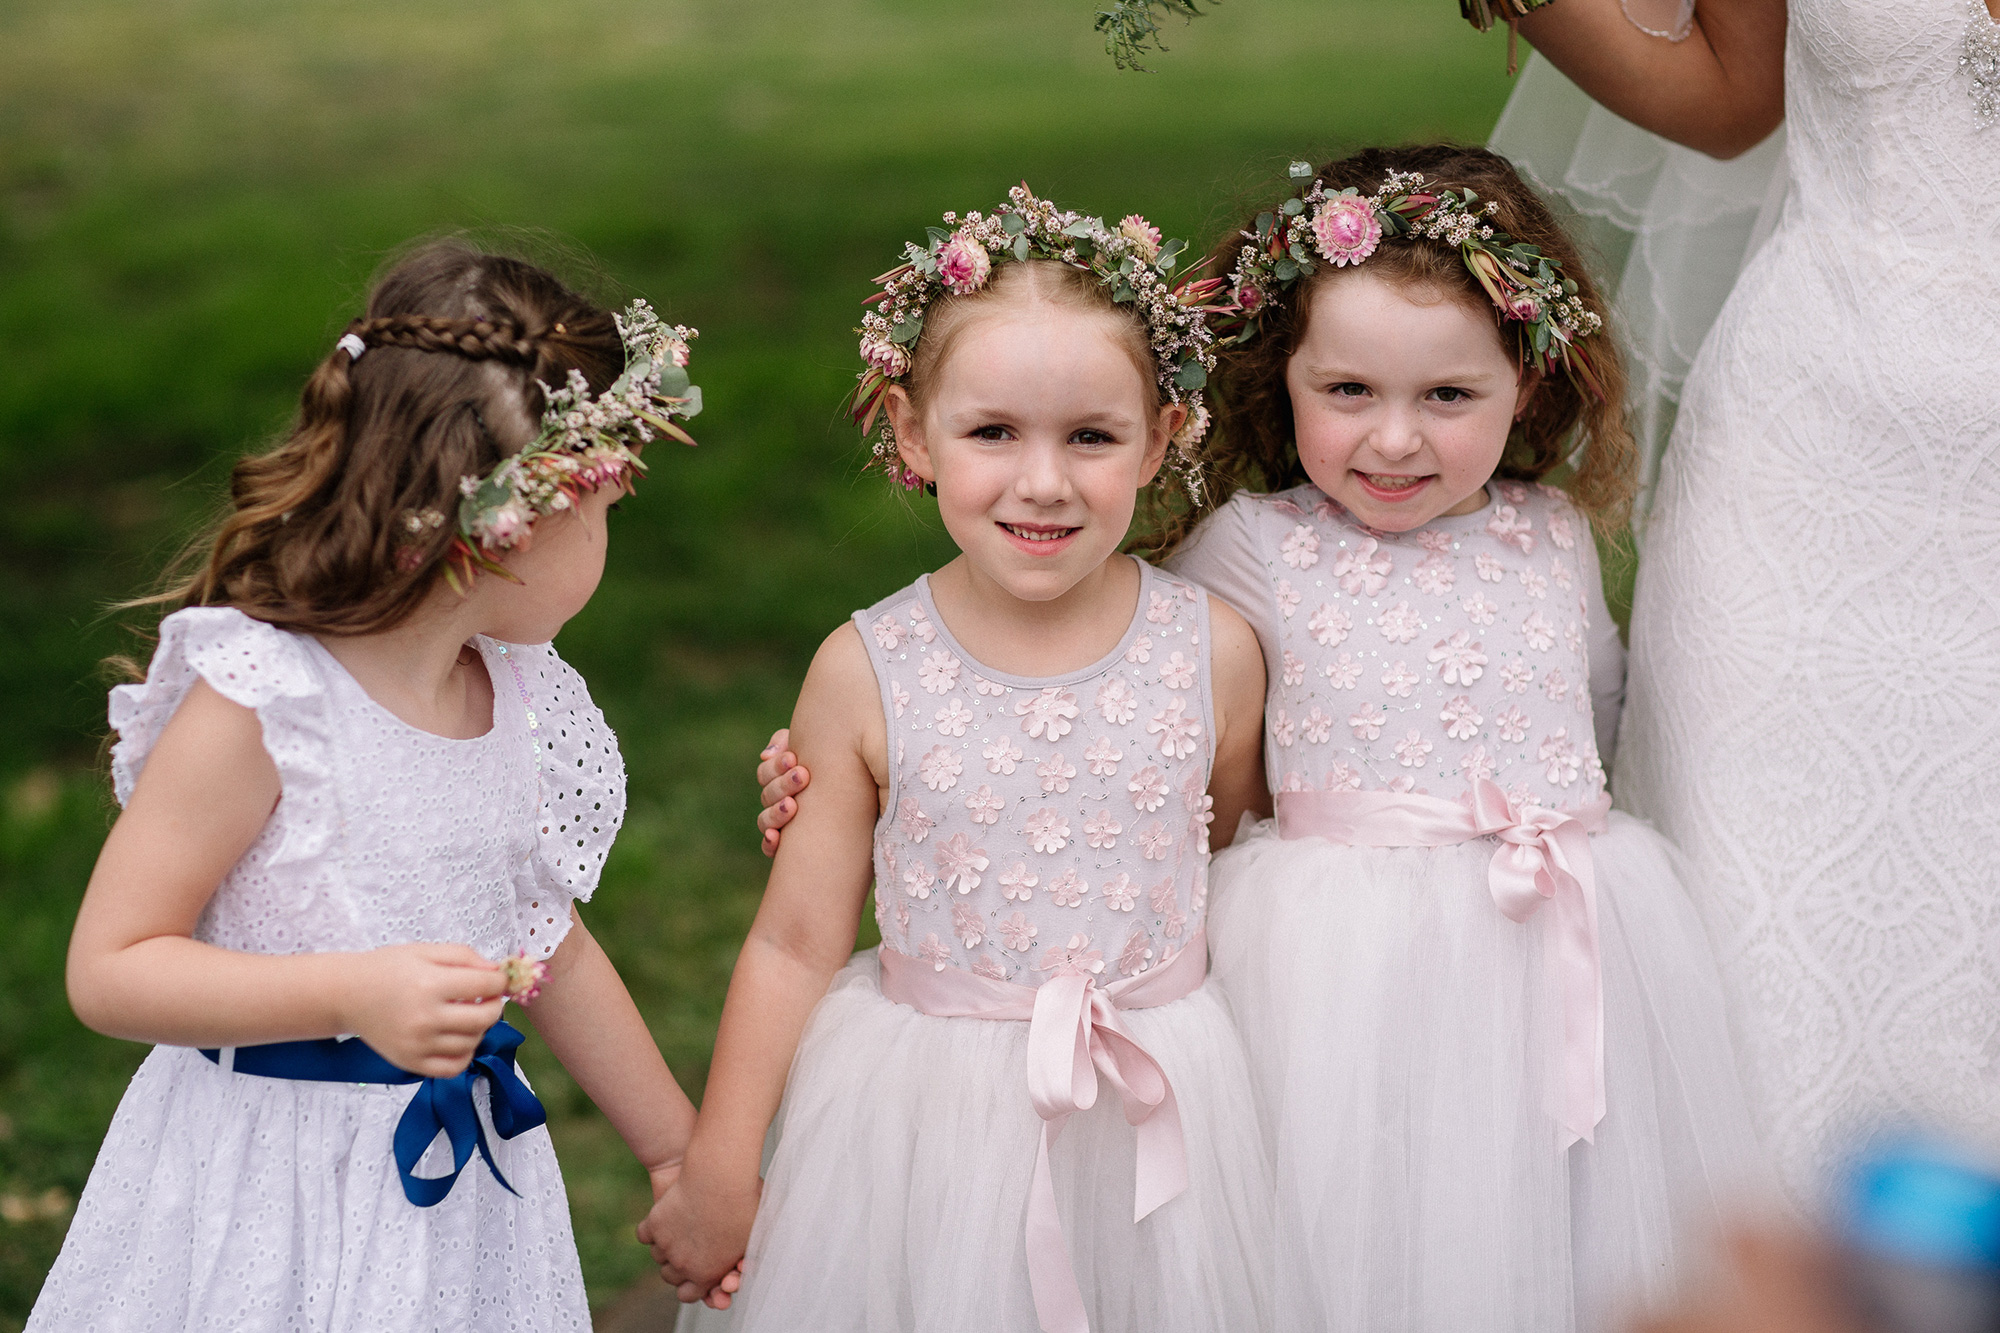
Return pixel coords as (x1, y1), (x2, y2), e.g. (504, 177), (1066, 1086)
(132, 240), (626, 637)
(1144, 144), (1635, 556)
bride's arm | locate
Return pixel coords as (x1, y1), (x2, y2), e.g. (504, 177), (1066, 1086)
(1514, 0), (1787, 158)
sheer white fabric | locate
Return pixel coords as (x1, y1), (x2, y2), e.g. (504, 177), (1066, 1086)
(1607, 0), (2000, 1202)
(1490, 53), (1788, 519)
(31, 608), (623, 1331)
(1621, 0), (1695, 40)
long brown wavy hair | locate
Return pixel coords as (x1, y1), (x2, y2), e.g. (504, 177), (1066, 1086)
(128, 240), (626, 638)
(1144, 144), (1635, 555)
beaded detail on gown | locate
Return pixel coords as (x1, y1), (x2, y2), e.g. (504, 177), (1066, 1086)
(1617, 0), (2000, 1199)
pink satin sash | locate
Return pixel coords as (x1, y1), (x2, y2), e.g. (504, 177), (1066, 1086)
(877, 933), (1206, 1333)
(1274, 780), (1612, 1146)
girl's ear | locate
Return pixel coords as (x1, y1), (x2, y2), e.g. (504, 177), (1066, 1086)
(1140, 402), (1188, 487)
(884, 385), (937, 485)
(1513, 366), (1545, 421)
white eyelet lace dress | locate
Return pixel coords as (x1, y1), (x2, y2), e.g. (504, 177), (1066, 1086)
(1173, 484), (1767, 1332)
(688, 562), (1272, 1333)
(28, 606), (624, 1333)
(1612, 0), (2000, 1204)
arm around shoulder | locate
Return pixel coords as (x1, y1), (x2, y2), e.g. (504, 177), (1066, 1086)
(1204, 597), (1271, 850)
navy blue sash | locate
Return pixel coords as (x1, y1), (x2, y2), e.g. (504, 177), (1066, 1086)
(199, 1020), (547, 1207)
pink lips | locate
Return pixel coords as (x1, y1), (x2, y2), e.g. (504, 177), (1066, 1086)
(1354, 472), (1434, 505)
(998, 521), (1080, 556)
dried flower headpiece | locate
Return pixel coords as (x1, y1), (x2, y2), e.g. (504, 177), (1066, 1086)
(444, 300), (701, 590)
(851, 184), (1221, 504)
(1218, 164), (1608, 401)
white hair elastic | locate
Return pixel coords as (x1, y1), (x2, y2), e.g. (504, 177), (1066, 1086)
(337, 333), (367, 362)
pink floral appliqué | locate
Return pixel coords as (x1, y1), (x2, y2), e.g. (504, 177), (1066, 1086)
(918, 745), (963, 792)
(1380, 662), (1419, 698)
(983, 735), (1023, 775)
(1547, 512), (1576, 551)
(1084, 735), (1123, 777)
(1413, 555), (1456, 596)
(1016, 687), (1079, 740)
(1521, 612), (1556, 652)
(897, 797), (935, 843)
(1475, 553), (1505, 583)
(934, 698), (973, 737)
(999, 912), (1039, 952)
(952, 900), (986, 949)
(917, 650), (961, 695)
(1125, 635), (1153, 665)
(1325, 762), (1362, 791)
(1462, 594), (1497, 626)
(1186, 793), (1214, 854)
(1036, 752), (1076, 795)
(1039, 934), (1103, 977)
(1274, 580), (1301, 620)
(1147, 591), (1175, 625)
(891, 681), (911, 719)
(1441, 695), (1482, 740)
(1394, 730), (1435, 767)
(1136, 820), (1172, 860)
(1096, 675), (1139, 726)
(1539, 729), (1581, 786)
(1518, 566), (1549, 599)
(1128, 764), (1169, 812)
(1160, 651), (1197, 690)
(1458, 745), (1496, 782)
(1333, 537), (1391, 594)
(1047, 870), (1085, 908)
(1083, 809), (1123, 850)
(999, 863), (1037, 902)
(1542, 668), (1569, 703)
(1308, 603), (1352, 648)
(971, 954), (1009, 981)
(1496, 705), (1530, 744)
(1100, 874), (1138, 911)
(935, 833), (988, 894)
(964, 784), (1004, 825)
(906, 603), (937, 644)
(1377, 602), (1424, 645)
(1418, 530), (1455, 554)
(904, 862), (937, 900)
(1280, 524), (1321, 570)
(872, 614), (905, 650)
(1325, 653), (1362, 689)
(1349, 704), (1386, 741)
(1281, 651), (1305, 688)
(1147, 697), (1202, 760)
(1025, 808), (1071, 854)
(1118, 930), (1156, 978)
(1149, 879), (1177, 914)
(1428, 629), (1488, 685)
(1500, 660), (1533, 693)
(918, 933), (953, 971)
(1272, 709), (1296, 748)
(1301, 706), (1334, 744)
(972, 674), (1007, 698)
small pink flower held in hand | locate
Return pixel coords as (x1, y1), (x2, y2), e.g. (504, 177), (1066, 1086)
(499, 952), (550, 1004)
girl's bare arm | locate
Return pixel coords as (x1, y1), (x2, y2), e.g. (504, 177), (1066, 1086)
(1204, 597), (1271, 850)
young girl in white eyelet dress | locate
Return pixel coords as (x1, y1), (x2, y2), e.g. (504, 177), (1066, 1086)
(1162, 147), (1770, 1332)
(31, 244), (714, 1332)
(644, 197), (1271, 1333)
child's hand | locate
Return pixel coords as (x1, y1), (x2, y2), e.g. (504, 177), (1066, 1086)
(341, 943), (508, 1078)
(643, 1162), (744, 1309)
(756, 728), (809, 856)
(637, 1171), (760, 1305)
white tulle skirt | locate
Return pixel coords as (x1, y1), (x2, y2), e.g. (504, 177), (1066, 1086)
(680, 949), (1273, 1333)
(1206, 812), (1769, 1333)
(29, 1045), (587, 1333)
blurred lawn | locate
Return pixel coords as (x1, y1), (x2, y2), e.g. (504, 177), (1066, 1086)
(0, 0), (1519, 1321)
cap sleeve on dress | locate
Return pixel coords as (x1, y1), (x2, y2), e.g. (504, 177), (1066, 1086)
(107, 607), (330, 823)
(504, 641), (626, 916)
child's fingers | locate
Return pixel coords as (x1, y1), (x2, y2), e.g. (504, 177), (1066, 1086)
(438, 968), (510, 1003)
(717, 1268), (742, 1293)
(758, 761), (803, 812)
(702, 1288), (733, 1310)
(675, 1279), (705, 1305)
(418, 942), (507, 971)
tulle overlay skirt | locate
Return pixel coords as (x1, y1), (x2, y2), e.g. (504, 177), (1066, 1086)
(685, 949), (1273, 1333)
(29, 1045), (587, 1333)
(1206, 812), (1767, 1333)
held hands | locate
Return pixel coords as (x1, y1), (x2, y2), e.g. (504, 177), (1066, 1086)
(756, 729), (809, 857)
(637, 1167), (761, 1306)
(642, 1162), (744, 1309)
(341, 942), (509, 1078)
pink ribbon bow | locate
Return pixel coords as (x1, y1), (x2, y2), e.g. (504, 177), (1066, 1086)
(1274, 781), (1611, 1145)
(878, 934), (1205, 1333)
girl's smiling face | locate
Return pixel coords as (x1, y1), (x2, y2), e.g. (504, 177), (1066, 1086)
(887, 300), (1179, 605)
(1286, 269), (1535, 532)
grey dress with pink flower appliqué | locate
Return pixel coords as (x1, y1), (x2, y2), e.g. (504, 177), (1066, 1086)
(698, 560), (1272, 1333)
(1173, 484), (1769, 1333)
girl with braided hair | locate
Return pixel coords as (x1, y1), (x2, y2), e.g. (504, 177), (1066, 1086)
(30, 241), (726, 1332)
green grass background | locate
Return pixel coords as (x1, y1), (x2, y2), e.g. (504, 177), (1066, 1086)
(0, 0), (1534, 1320)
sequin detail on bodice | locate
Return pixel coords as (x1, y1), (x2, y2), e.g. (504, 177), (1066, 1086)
(860, 563), (1215, 985)
(1249, 483), (1606, 809)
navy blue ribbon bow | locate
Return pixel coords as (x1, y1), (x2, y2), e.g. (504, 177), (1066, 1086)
(200, 1020), (547, 1207)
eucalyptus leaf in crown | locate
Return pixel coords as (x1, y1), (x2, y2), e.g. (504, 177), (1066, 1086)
(1217, 166), (1608, 402)
(446, 300), (699, 590)
(1094, 0), (1218, 71)
(851, 184), (1224, 503)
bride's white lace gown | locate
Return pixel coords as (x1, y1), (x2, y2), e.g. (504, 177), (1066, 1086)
(1617, 0), (2000, 1199)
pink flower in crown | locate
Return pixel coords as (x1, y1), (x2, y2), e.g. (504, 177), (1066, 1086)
(1540, 729), (1581, 786)
(1148, 879), (1178, 914)
(1125, 635), (1153, 665)
(897, 797), (935, 843)
(1441, 695), (1483, 741)
(1039, 933), (1104, 977)
(1235, 281), (1265, 316)
(1016, 687), (1080, 740)
(1334, 537), (1393, 595)
(1281, 651), (1306, 688)
(1462, 594), (1498, 626)
(1272, 708), (1297, 748)
(918, 933), (954, 971)
(904, 862), (937, 899)
(918, 745), (963, 792)
(999, 912), (1039, 952)
(1280, 525), (1321, 570)
(1100, 874), (1138, 912)
(1311, 194), (1383, 266)
(1129, 764), (1170, 812)
(1118, 930), (1156, 978)
(1118, 214), (1163, 262)
(1084, 735), (1124, 777)
(964, 784), (1004, 825)
(1036, 752), (1076, 795)
(1275, 580), (1301, 619)
(1325, 653), (1362, 689)
(1148, 697), (1202, 760)
(1504, 294), (1543, 323)
(872, 614), (906, 649)
(1349, 703), (1386, 741)
(983, 735), (1023, 775)
(1160, 651), (1197, 690)
(1301, 706), (1335, 744)
(1025, 807), (1071, 854)
(935, 698), (974, 737)
(936, 832), (989, 894)
(890, 681), (910, 718)
(1458, 744), (1496, 782)
(1083, 809), (1123, 850)
(1147, 591), (1175, 625)
(861, 337), (911, 379)
(971, 953), (1009, 981)
(937, 231), (992, 294)
(999, 863), (1037, 902)
(952, 900), (986, 949)
(1136, 820), (1172, 860)
(1394, 730), (1435, 767)
(1429, 629), (1488, 685)
(1308, 603), (1352, 648)
(1047, 869), (1086, 907)
(1496, 705), (1530, 744)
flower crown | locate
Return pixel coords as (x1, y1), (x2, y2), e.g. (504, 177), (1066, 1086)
(442, 300), (700, 589)
(851, 184), (1220, 503)
(1218, 165), (1607, 402)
